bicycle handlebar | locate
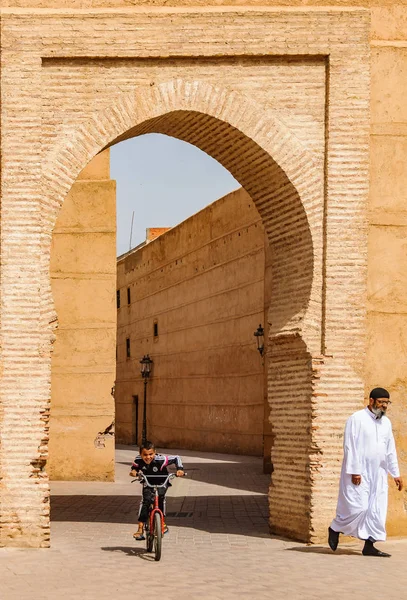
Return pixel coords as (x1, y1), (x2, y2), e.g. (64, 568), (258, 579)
(131, 472), (187, 488)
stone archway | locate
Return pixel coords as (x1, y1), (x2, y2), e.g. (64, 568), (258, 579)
(41, 79), (322, 545)
(0, 76), (366, 548)
(42, 80), (323, 344)
(0, 6), (372, 549)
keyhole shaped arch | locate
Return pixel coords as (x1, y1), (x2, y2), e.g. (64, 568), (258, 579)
(42, 79), (324, 355)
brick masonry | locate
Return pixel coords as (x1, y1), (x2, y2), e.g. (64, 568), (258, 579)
(0, 7), (370, 546)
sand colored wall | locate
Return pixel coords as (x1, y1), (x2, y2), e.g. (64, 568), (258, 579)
(0, 7), (371, 546)
(263, 240), (273, 473)
(49, 151), (116, 481)
(116, 188), (266, 455)
(366, 12), (407, 535)
(0, 0), (405, 547)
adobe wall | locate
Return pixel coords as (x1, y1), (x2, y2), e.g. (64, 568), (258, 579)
(49, 151), (116, 481)
(366, 15), (407, 533)
(116, 188), (266, 455)
(0, 6), (371, 546)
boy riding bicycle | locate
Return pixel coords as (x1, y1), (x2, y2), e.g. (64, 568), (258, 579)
(129, 440), (184, 540)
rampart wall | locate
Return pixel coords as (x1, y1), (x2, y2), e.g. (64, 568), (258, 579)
(116, 188), (267, 456)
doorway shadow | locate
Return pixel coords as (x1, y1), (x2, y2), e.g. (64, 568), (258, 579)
(51, 493), (270, 539)
(116, 460), (269, 495)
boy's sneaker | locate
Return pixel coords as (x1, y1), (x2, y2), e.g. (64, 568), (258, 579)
(163, 524), (169, 535)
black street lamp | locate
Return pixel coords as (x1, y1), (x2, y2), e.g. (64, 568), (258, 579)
(140, 354), (153, 444)
(254, 324), (265, 357)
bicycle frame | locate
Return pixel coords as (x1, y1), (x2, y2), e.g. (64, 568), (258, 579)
(149, 490), (165, 535)
(134, 473), (176, 535)
(131, 471), (186, 560)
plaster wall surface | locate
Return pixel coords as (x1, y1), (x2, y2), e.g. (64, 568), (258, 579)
(49, 151), (116, 481)
(367, 30), (407, 535)
(116, 188), (266, 455)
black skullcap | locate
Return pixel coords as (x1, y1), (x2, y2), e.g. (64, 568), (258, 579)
(370, 387), (390, 400)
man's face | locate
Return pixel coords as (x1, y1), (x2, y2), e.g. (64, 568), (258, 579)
(369, 397), (391, 419)
(140, 448), (156, 464)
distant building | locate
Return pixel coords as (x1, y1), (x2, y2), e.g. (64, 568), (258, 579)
(116, 189), (272, 464)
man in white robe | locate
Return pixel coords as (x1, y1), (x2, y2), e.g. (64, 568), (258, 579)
(328, 387), (403, 557)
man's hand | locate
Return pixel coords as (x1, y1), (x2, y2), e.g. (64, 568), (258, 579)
(352, 474), (362, 485)
(394, 477), (403, 491)
(176, 470), (184, 477)
(129, 469), (138, 478)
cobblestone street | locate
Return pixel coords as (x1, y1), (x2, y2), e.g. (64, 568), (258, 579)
(1, 446), (407, 600)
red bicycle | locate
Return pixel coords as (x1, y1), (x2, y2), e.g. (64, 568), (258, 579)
(134, 472), (186, 561)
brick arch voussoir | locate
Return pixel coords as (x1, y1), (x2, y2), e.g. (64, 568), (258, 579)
(41, 79), (322, 350)
(43, 79), (320, 228)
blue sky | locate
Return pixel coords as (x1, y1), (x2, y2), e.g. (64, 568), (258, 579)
(110, 134), (239, 256)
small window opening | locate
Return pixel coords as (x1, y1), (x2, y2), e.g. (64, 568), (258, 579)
(126, 337), (131, 358)
(153, 321), (158, 337)
(127, 287), (131, 305)
(116, 290), (121, 309)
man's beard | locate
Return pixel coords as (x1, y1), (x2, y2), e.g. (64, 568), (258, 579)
(371, 406), (386, 419)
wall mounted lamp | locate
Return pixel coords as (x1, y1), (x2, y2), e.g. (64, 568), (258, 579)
(254, 324), (265, 357)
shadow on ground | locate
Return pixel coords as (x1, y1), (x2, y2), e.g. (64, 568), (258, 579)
(51, 493), (270, 539)
(117, 460), (269, 494)
(100, 546), (156, 561)
(286, 545), (362, 556)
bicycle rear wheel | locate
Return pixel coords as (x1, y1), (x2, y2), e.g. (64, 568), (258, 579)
(153, 512), (162, 561)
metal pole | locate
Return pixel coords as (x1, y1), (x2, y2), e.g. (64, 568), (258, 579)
(142, 378), (148, 444)
(129, 210), (135, 251)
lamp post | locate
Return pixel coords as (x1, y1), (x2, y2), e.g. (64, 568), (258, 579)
(140, 354), (153, 444)
(254, 324), (265, 357)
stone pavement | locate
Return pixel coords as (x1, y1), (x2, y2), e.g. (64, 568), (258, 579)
(1, 446), (407, 600)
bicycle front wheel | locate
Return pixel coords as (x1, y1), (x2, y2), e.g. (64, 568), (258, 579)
(153, 512), (162, 561)
(146, 522), (154, 553)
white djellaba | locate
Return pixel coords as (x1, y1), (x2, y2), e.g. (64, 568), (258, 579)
(330, 407), (400, 541)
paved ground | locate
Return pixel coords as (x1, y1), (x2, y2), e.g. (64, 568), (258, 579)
(1, 446), (407, 599)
